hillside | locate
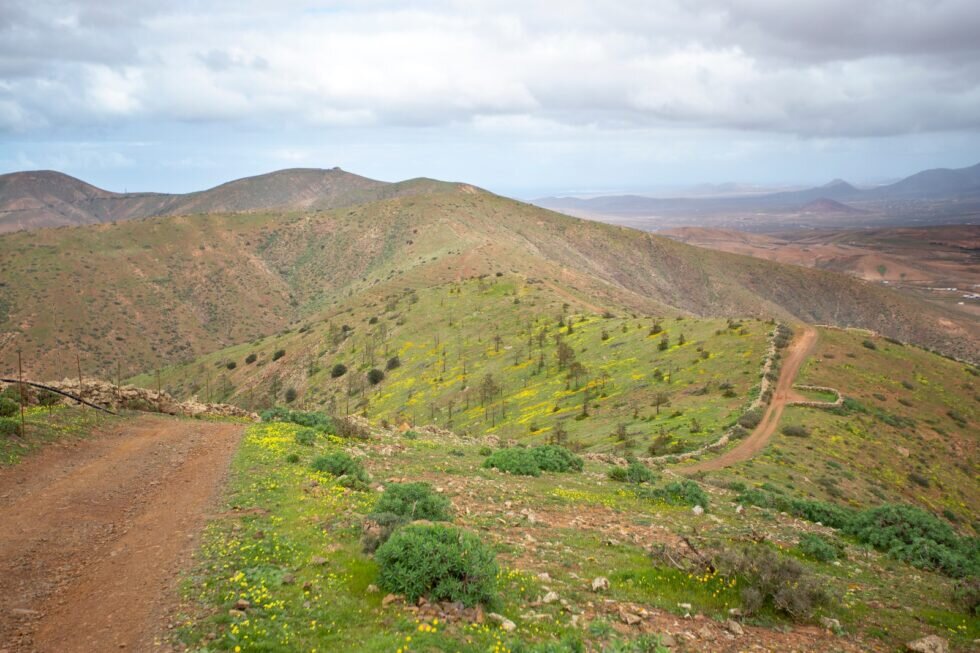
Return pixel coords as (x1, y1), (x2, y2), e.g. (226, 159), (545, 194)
(0, 167), (459, 233)
(2, 186), (977, 381)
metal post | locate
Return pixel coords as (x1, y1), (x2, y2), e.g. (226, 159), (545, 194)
(17, 350), (25, 438)
(156, 370), (162, 412)
(76, 352), (83, 405)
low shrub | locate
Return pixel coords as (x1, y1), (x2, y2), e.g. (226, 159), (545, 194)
(798, 533), (841, 562)
(608, 460), (657, 484)
(367, 368), (385, 385)
(295, 428), (316, 446)
(311, 452), (370, 487)
(862, 339), (877, 350)
(385, 356), (401, 371)
(260, 407), (333, 431)
(0, 417), (20, 436)
(402, 430), (419, 440)
(639, 480), (709, 508)
(718, 545), (827, 620)
(781, 425), (809, 437)
(245, 353), (257, 364)
(272, 349), (286, 361)
(0, 397), (18, 418)
(226, 361), (237, 370)
(375, 524), (498, 606)
(483, 448), (541, 476)
(478, 446), (493, 456)
(284, 387), (298, 403)
(738, 408), (764, 429)
(952, 577), (980, 616)
(285, 453), (300, 464)
(483, 445), (583, 476)
(333, 416), (371, 439)
(330, 363), (348, 378)
(373, 482), (452, 522)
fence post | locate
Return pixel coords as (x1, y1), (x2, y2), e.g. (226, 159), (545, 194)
(17, 350), (25, 438)
(156, 370), (162, 412)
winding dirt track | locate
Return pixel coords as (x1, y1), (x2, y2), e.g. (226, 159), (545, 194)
(0, 414), (242, 652)
(684, 325), (818, 473)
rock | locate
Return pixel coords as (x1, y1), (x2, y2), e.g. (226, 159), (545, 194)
(542, 591), (559, 604)
(281, 573), (296, 585)
(619, 610), (642, 626)
(233, 599), (250, 611)
(697, 626), (715, 641)
(735, 504), (744, 514)
(820, 616), (841, 632)
(905, 635), (949, 653)
(366, 584), (379, 593)
(537, 572), (551, 582)
(228, 609), (246, 619)
(382, 593), (401, 607)
(660, 633), (677, 647)
(488, 613), (516, 632)
(310, 556), (328, 566)
(728, 607), (743, 618)
(725, 619), (744, 636)
(591, 576), (610, 592)
(692, 505), (704, 516)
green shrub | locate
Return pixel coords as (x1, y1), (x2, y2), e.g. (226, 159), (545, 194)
(0, 397), (18, 418)
(781, 425), (809, 437)
(330, 363), (348, 378)
(245, 353), (257, 364)
(260, 407), (333, 431)
(386, 356), (401, 370)
(608, 460), (657, 484)
(402, 430), (419, 440)
(311, 452), (370, 486)
(718, 545), (827, 620)
(375, 524), (498, 607)
(640, 480), (709, 508)
(530, 445), (583, 472)
(483, 448), (541, 476)
(862, 339), (877, 350)
(738, 408), (764, 429)
(798, 533), (841, 562)
(478, 446), (493, 456)
(361, 512), (409, 554)
(0, 417), (20, 436)
(952, 577), (980, 616)
(285, 453), (300, 464)
(284, 387), (298, 403)
(367, 368), (385, 385)
(272, 349), (286, 361)
(226, 361), (237, 370)
(373, 482), (452, 522)
(295, 428), (316, 446)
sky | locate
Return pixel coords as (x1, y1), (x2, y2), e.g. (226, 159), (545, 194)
(1, 0), (979, 198)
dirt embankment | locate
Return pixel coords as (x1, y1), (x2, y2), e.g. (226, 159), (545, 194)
(0, 414), (243, 652)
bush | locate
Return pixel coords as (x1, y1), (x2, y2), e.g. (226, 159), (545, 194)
(245, 353), (257, 365)
(718, 545), (827, 620)
(0, 417), (20, 436)
(483, 448), (541, 476)
(284, 387), (298, 403)
(781, 425), (809, 437)
(0, 397), (18, 418)
(374, 482), (453, 522)
(295, 428), (316, 446)
(367, 368), (385, 385)
(285, 453), (300, 464)
(483, 446), (583, 476)
(738, 408), (764, 429)
(330, 363), (348, 378)
(862, 339), (877, 350)
(403, 430), (419, 440)
(260, 407), (332, 431)
(844, 504), (977, 577)
(531, 445), (583, 472)
(333, 416), (371, 439)
(952, 577), (980, 616)
(226, 361), (237, 370)
(798, 534), (841, 562)
(478, 446), (493, 456)
(375, 524), (498, 606)
(385, 356), (401, 371)
(608, 460), (657, 484)
(640, 480), (709, 508)
(362, 512), (409, 554)
(272, 349), (286, 361)
(311, 452), (370, 486)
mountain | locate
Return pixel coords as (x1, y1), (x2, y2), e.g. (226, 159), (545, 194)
(0, 167), (460, 233)
(533, 161), (980, 218)
(799, 198), (868, 214)
(1, 178), (976, 381)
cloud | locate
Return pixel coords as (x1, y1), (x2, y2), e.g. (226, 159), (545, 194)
(0, 0), (978, 139)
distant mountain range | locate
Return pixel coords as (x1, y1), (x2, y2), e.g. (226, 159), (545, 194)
(533, 162), (980, 216)
(0, 168), (460, 233)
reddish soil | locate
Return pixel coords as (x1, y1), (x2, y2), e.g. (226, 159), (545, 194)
(685, 326), (817, 473)
(0, 414), (243, 652)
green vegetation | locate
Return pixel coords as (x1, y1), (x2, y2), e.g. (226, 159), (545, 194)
(375, 523), (498, 607)
(372, 482), (452, 522)
(608, 460), (658, 484)
(311, 452), (370, 488)
(798, 534), (842, 562)
(0, 397), (18, 417)
(718, 545), (827, 619)
(484, 445), (583, 477)
(639, 480), (709, 508)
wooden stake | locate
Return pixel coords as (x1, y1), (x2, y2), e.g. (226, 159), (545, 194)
(76, 352), (83, 405)
(156, 370), (162, 412)
(17, 350), (25, 438)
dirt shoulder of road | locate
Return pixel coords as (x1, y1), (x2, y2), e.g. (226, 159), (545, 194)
(0, 413), (243, 653)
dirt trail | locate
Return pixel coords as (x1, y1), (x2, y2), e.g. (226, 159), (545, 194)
(0, 414), (243, 652)
(685, 325), (817, 473)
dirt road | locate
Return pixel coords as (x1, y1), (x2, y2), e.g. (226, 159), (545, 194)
(0, 414), (243, 652)
(684, 325), (817, 473)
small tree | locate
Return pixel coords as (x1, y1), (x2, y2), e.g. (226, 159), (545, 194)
(652, 391), (670, 415)
(367, 368), (385, 385)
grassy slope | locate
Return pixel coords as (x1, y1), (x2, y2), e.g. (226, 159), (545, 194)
(172, 420), (978, 652)
(3, 187), (975, 381)
(139, 277), (770, 455)
(694, 328), (978, 528)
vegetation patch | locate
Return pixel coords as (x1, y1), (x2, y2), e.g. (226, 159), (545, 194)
(483, 445), (583, 476)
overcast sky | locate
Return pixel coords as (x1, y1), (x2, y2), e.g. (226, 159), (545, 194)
(2, 0), (979, 197)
